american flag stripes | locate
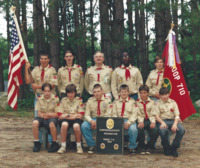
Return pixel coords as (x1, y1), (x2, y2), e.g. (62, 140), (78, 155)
(7, 15), (26, 110)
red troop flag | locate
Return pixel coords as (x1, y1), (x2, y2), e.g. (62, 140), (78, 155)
(7, 12), (26, 110)
(162, 30), (196, 120)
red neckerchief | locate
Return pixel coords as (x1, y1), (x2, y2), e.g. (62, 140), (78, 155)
(121, 65), (131, 81)
(156, 71), (163, 85)
(120, 97), (130, 117)
(40, 65), (52, 82)
(140, 100), (150, 120)
(96, 68), (102, 82)
(97, 99), (102, 116)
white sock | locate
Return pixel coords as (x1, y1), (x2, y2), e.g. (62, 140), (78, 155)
(34, 139), (39, 142)
(62, 142), (66, 147)
(76, 142), (81, 147)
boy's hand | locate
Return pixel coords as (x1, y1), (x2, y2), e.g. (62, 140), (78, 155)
(59, 114), (67, 120)
(160, 121), (167, 129)
(171, 124), (178, 133)
(124, 122), (130, 129)
(138, 122), (144, 129)
(150, 122), (156, 129)
(90, 120), (96, 130)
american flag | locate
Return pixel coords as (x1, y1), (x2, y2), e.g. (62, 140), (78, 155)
(7, 15), (26, 110)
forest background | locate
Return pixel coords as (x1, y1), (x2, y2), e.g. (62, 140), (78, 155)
(0, 0), (199, 114)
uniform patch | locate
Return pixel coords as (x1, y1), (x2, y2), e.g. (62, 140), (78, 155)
(170, 108), (174, 112)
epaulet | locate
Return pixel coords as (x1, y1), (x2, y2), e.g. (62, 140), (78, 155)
(38, 95), (41, 98)
(77, 64), (80, 68)
(88, 96), (94, 101)
(119, 65), (122, 68)
(136, 98), (140, 102)
(49, 64), (52, 68)
(88, 66), (91, 69)
(55, 95), (58, 99)
(78, 97), (83, 101)
(34, 66), (40, 70)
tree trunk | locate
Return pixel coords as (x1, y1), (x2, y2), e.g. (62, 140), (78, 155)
(15, 0), (20, 26)
(49, 0), (60, 70)
(62, 0), (68, 50)
(0, 53), (4, 92)
(111, 0), (124, 68)
(127, 0), (135, 65)
(90, 0), (95, 62)
(138, 0), (148, 82)
(171, 0), (178, 39)
(135, 0), (140, 67)
(33, 0), (46, 66)
(99, 0), (112, 66)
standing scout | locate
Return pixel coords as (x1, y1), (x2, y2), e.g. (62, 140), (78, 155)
(156, 87), (185, 157)
(58, 50), (84, 99)
(112, 84), (139, 154)
(57, 84), (85, 154)
(81, 84), (112, 153)
(32, 83), (60, 152)
(146, 56), (164, 101)
(84, 51), (113, 99)
(111, 52), (143, 100)
(137, 84), (159, 155)
(25, 53), (58, 116)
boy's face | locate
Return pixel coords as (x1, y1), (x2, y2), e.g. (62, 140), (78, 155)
(160, 93), (170, 102)
(140, 90), (149, 101)
(64, 53), (74, 64)
(155, 59), (164, 70)
(43, 86), (51, 99)
(93, 87), (103, 100)
(119, 89), (129, 100)
(67, 91), (76, 100)
(94, 53), (104, 64)
(40, 55), (50, 68)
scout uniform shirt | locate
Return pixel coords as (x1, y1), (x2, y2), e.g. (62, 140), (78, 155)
(136, 97), (157, 123)
(84, 64), (113, 95)
(84, 95), (112, 123)
(32, 64), (58, 95)
(155, 98), (180, 120)
(111, 64), (143, 99)
(112, 96), (138, 125)
(58, 97), (85, 115)
(35, 94), (60, 114)
(146, 69), (164, 97)
(58, 64), (84, 96)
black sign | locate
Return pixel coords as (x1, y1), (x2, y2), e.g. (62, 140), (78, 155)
(96, 117), (124, 154)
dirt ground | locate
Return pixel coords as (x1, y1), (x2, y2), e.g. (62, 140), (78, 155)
(0, 117), (200, 168)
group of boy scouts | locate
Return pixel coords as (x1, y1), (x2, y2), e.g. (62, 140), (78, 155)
(24, 50), (185, 157)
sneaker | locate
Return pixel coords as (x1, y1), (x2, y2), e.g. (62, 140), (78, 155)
(139, 148), (146, 155)
(146, 148), (153, 155)
(164, 148), (171, 156)
(129, 149), (136, 154)
(77, 146), (83, 154)
(48, 142), (60, 153)
(171, 148), (178, 157)
(57, 146), (66, 154)
(33, 141), (41, 152)
(88, 146), (95, 154)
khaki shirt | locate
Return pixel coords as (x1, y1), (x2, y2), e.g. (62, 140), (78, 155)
(85, 64), (113, 94)
(32, 65), (58, 94)
(35, 94), (59, 114)
(136, 97), (157, 123)
(58, 64), (84, 95)
(58, 96), (85, 115)
(155, 98), (180, 120)
(112, 97), (138, 125)
(111, 64), (143, 99)
(146, 69), (164, 96)
(85, 96), (112, 122)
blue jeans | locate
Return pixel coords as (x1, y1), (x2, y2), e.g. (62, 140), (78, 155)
(81, 118), (96, 147)
(158, 120), (185, 149)
(124, 119), (138, 149)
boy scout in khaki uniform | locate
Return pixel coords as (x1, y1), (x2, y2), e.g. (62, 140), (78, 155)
(156, 87), (185, 157)
(146, 56), (164, 100)
(111, 52), (143, 100)
(137, 84), (159, 155)
(85, 51), (113, 99)
(112, 84), (138, 154)
(58, 50), (84, 98)
(32, 83), (60, 153)
(57, 84), (85, 154)
(81, 84), (112, 153)
(25, 54), (58, 96)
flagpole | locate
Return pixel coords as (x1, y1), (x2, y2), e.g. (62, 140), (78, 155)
(10, 6), (29, 62)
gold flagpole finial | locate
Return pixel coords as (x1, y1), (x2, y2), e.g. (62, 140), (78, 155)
(10, 6), (16, 13)
(171, 22), (175, 30)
